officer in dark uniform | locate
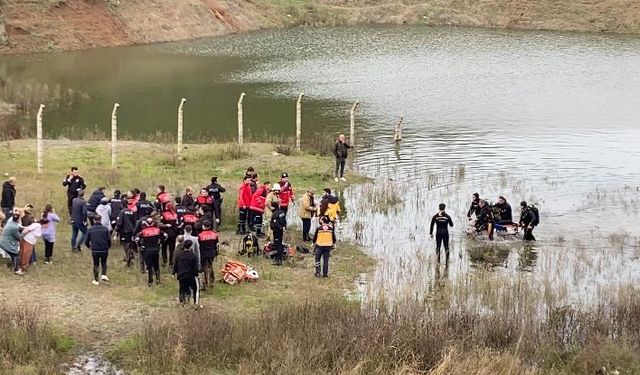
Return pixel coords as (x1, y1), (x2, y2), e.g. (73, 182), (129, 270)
(269, 201), (287, 266)
(206, 177), (226, 225)
(136, 218), (167, 287)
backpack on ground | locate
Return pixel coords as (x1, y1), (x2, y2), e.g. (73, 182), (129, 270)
(238, 233), (260, 257)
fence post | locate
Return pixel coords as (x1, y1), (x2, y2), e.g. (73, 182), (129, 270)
(350, 100), (359, 146)
(296, 93), (304, 152)
(36, 104), (45, 174)
(111, 103), (119, 169)
(177, 98), (186, 158)
(394, 116), (404, 142)
(237, 93), (245, 145)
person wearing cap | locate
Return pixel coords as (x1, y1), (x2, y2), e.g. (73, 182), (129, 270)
(249, 181), (271, 238)
(466, 193), (481, 219)
(236, 176), (253, 235)
(173, 239), (201, 307)
(429, 203), (454, 263)
(313, 215), (336, 277)
(63, 167), (86, 215)
(264, 183), (281, 241)
(136, 218), (167, 287)
(96, 197), (112, 232)
(206, 177), (226, 225)
(1, 176), (16, 226)
(299, 188), (317, 242)
(333, 134), (352, 182)
(278, 173), (294, 221)
(85, 215), (112, 285)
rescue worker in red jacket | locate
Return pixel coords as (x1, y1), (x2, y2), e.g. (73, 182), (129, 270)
(278, 173), (294, 221)
(136, 218), (167, 287)
(197, 221), (219, 290)
(249, 181), (271, 238)
(237, 175), (252, 235)
(160, 207), (179, 266)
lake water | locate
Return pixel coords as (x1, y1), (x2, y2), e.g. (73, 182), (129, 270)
(3, 25), (640, 308)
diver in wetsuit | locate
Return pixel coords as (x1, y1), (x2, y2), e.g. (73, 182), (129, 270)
(466, 192), (481, 219)
(429, 203), (454, 263)
(476, 200), (495, 241)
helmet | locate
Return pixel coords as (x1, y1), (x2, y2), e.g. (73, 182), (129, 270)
(272, 183), (281, 191)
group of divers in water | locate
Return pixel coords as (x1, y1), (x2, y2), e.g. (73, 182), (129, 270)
(430, 193), (540, 263)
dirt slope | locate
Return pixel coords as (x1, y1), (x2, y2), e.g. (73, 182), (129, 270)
(0, 0), (639, 54)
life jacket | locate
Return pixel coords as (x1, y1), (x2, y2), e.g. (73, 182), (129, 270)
(196, 195), (213, 212)
(198, 229), (219, 255)
(237, 183), (252, 208)
(249, 186), (268, 213)
(278, 180), (293, 207)
(315, 224), (334, 247)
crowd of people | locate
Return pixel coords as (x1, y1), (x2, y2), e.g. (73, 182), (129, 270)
(0, 163), (344, 306)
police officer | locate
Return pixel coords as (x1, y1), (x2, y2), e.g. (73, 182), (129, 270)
(429, 203), (454, 263)
(115, 204), (137, 263)
(197, 221), (219, 291)
(206, 177), (226, 225)
(136, 192), (154, 220)
(136, 218), (167, 287)
(109, 190), (125, 231)
(269, 201), (287, 266)
(63, 167), (86, 215)
(313, 216), (336, 277)
(174, 197), (188, 224)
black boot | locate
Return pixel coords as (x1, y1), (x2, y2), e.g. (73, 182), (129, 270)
(436, 249), (441, 263)
(155, 271), (161, 284)
(445, 250), (450, 264)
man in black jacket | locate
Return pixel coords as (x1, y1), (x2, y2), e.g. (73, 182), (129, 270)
(85, 215), (112, 285)
(206, 177), (226, 225)
(1, 177), (16, 226)
(63, 167), (86, 215)
(519, 201), (538, 241)
(270, 201), (287, 266)
(136, 192), (154, 220)
(494, 196), (513, 224)
(173, 240), (200, 306)
(430, 203), (454, 263)
(87, 187), (106, 222)
(466, 193), (481, 219)
(333, 134), (352, 182)
(115, 206), (137, 263)
(109, 190), (124, 230)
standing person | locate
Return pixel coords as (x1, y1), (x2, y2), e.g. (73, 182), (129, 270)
(264, 183), (280, 241)
(299, 188), (316, 242)
(109, 190), (124, 231)
(519, 201), (539, 241)
(429, 203), (454, 263)
(87, 187), (106, 221)
(96, 198), (112, 232)
(278, 173), (294, 218)
(182, 187), (195, 210)
(313, 216), (336, 277)
(476, 200), (495, 241)
(269, 201), (287, 266)
(249, 182), (271, 238)
(174, 197), (188, 223)
(155, 185), (171, 212)
(136, 192), (154, 220)
(17, 218), (45, 275)
(0, 210), (22, 272)
(495, 196), (513, 224)
(1, 176), (16, 225)
(206, 177), (226, 225)
(41, 204), (60, 264)
(183, 225), (200, 266)
(136, 218), (167, 287)
(466, 193), (481, 220)
(236, 176), (253, 235)
(70, 190), (88, 252)
(197, 221), (219, 290)
(160, 208), (179, 266)
(63, 167), (86, 215)
(115, 205), (137, 262)
(318, 189), (341, 224)
(333, 134), (352, 182)
(85, 215), (111, 285)
(173, 240), (201, 307)
(195, 189), (214, 218)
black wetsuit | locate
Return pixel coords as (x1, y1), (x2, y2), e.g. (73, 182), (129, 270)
(519, 207), (538, 241)
(495, 202), (513, 223)
(429, 212), (454, 258)
(467, 198), (481, 218)
(270, 208), (287, 264)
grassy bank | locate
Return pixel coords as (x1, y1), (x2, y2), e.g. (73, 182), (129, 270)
(0, 139), (373, 372)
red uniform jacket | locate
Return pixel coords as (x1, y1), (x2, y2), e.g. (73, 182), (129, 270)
(249, 186), (268, 213)
(279, 180), (294, 207)
(237, 182), (252, 208)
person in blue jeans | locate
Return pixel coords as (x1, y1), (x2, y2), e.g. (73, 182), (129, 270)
(70, 190), (88, 252)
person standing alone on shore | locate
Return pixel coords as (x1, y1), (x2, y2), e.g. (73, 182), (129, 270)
(429, 203), (454, 264)
(85, 215), (111, 285)
(63, 167), (86, 215)
(333, 134), (352, 182)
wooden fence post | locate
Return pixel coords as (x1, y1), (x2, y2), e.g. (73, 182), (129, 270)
(36, 104), (44, 174)
(237, 93), (245, 145)
(177, 98), (186, 157)
(111, 103), (119, 169)
(394, 116), (404, 142)
(350, 100), (359, 146)
(296, 93), (304, 152)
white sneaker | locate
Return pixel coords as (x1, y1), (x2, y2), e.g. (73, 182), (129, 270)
(101, 275), (110, 282)
(92, 280), (99, 286)
(14, 269), (25, 275)
(340, 177), (347, 182)
(334, 177), (339, 182)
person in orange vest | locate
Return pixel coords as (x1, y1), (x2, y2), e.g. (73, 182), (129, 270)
(278, 173), (294, 222)
(313, 216), (336, 277)
(237, 175), (252, 235)
(249, 181), (271, 238)
(197, 221), (219, 290)
(136, 218), (167, 287)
